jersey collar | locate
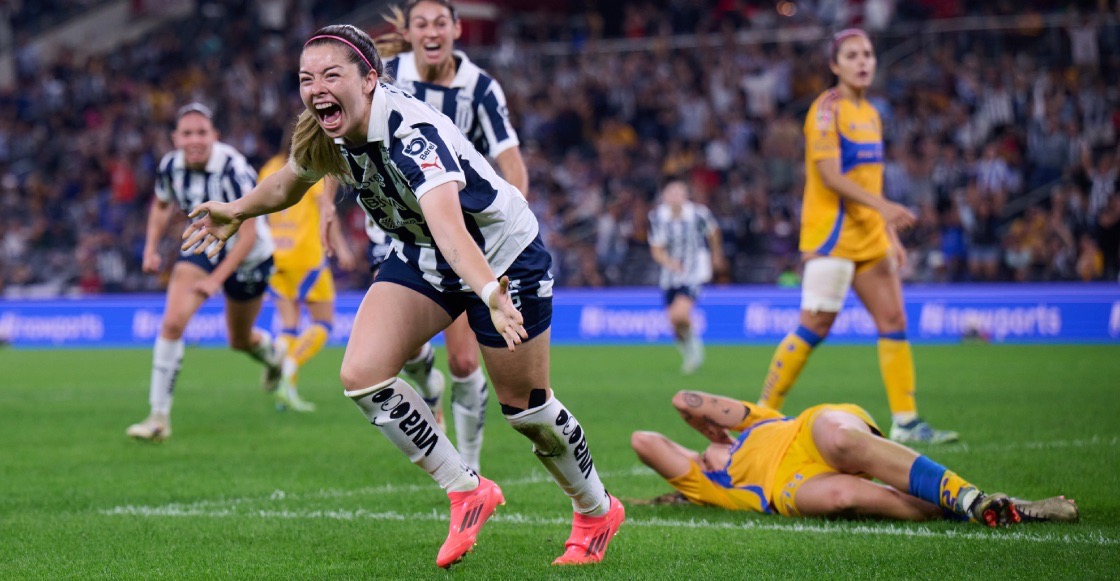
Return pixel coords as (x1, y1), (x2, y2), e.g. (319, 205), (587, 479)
(335, 83), (391, 145)
(397, 50), (477, 89)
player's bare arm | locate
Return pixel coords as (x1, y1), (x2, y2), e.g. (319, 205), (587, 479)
(816, 158), (915, 230)
(671, 390), (744, 444)
(419, 181), (527, 350)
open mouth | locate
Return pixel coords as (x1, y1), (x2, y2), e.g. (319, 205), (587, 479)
(422, 43), (442, 60)
(315, 102), (342, 129)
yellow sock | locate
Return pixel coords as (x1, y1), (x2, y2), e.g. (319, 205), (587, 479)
(759, 326), (821, 410)
(909, 455), (979, 519)
(939, 469), (976, 513)
(878, 334), (917, 419)
(291, 322), (330, 368)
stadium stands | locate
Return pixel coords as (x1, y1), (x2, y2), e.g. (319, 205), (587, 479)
(0, 0), (1116, 297)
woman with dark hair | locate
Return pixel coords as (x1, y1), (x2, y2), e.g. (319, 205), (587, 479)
(756, 29), (958, 444)
(182, 24), (623, 569)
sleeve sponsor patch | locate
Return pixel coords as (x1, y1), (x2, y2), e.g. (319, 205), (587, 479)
(404, 137), (443, 175)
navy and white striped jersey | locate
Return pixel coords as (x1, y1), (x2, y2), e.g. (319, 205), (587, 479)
(295, 83), (537, 293)
(386, 50), (519, 159)
(156, 142), (273, 268)
(648, 202), (717, 289)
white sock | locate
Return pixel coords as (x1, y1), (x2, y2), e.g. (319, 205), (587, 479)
(247, 328), (277, 367)
(506, 396), (610, 516)
(675, 329), (692, 358)
(348, 377), (477, 492)
(401, 342), (435, 398)
(282, 358), (299, 381)
(450, 367), (488, 472)
(893, 412), (919, 425)
(149, 337), (184, 415)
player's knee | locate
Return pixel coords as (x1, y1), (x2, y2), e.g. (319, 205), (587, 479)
(820, 484), (861, 515)
(446, 351), (478, 378)
(818, 421), (863, 467)
(339, 360), (389, 393)
(160, 320), (187, 340)
(874, 305), (906, 331)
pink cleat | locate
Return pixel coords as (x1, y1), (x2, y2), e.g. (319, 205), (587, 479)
(552, 495), (625, 565)
(436, 477), (505, 568)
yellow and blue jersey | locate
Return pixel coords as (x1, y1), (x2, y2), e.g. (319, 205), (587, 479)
(260, 154), (325, 271)
(667, 403), (881, 517)
(800, 89), (890, 262)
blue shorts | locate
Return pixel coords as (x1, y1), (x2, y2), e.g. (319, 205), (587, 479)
(665, 285), (699, 306)
(178, 253), (275, 302)
(374, 237), (554, 349)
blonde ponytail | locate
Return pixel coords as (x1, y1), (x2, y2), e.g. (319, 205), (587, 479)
(291, 109), (351, 181)
(374, 6), (410, 60)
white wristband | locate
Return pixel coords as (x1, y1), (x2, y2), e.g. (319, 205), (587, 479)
(480, 280), (500, 307)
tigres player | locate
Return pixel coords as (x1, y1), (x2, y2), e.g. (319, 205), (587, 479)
(262, 136), (356, 412)
(632, 390), (1079, 526)
(757, 28), (956, 443)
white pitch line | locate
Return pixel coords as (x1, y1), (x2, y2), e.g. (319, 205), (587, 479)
(99, 504), (1118, 547)
(924, 435), (1120, 455)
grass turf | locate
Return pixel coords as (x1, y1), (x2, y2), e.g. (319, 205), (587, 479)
(2, 344), (1118, 579)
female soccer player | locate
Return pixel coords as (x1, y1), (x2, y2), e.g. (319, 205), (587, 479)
(126, 103), (282, 441)
(648, 178), (725, 374)
(757, 29), (957, 444)
(182, 25), (623, 568)
(261, 130), (357, 413)
(332, 0), (530, 471)
(632, 390), (1078, 525)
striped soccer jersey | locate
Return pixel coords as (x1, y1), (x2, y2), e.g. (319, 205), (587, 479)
(386, 50), (520, 158)
(297, 82), (537, 293)
(648, 202), (717, 290)
(155, 142), (273, 268)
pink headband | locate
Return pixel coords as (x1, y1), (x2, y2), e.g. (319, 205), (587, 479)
(829, 28), (869, 60)
(305, 35), (374, 71)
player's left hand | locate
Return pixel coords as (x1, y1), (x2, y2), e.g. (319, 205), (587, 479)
(487, 276), (528, 351)
(182, 201), (241, 259)
(193, 277), (222, 299)
(335, 246), (357, 272)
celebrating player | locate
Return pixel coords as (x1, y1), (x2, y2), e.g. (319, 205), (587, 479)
(757, 29), (957, 444)
(632, 390), (1079, 525)
(181, 25), (623, 568)
(324, 0), (531, 471)
(126, 103), (282, 441)
(261, 129), (357, 412)
(648, 178), (725, 374)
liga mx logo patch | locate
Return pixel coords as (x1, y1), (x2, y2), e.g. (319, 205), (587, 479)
(405, 137), (442, 174)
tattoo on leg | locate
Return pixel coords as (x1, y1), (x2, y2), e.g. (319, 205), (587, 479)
(684, 393), (702, 408)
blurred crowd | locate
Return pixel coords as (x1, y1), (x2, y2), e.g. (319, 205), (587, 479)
(1, 0), (1118, 297)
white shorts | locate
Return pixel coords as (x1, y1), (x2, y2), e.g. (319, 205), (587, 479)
(801, 256), (855, 313)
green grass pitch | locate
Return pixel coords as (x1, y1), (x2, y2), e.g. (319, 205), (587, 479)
(2, 344), (1119, 579)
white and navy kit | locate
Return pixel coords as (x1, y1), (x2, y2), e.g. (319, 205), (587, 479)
(365, 216), (393, 272)
(155, 142), (275, 300)
(295, 83), (549, 347)
(648, 202), (717, 302)
(387, 50), (520, 159)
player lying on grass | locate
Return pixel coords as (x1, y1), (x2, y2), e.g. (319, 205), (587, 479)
(631, 391), (1078, 526)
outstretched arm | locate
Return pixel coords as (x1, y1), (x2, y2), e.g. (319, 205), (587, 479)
(631, 431), (700, 480)
(671, 391), (748, 445)
(182, 163), (315, 257)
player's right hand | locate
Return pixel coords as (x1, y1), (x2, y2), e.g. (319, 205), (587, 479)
(487, 276), (528, 351)
(182, 201), (242, 259)
(141, 248), (161, 274)
(881, 201), (917, 231)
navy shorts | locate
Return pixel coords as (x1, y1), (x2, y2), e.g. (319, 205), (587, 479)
(374, 236), (554, 348)
(178, 253), (274, 302)
(664, 284), (699, 306)
(368, 241), (393, 275)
